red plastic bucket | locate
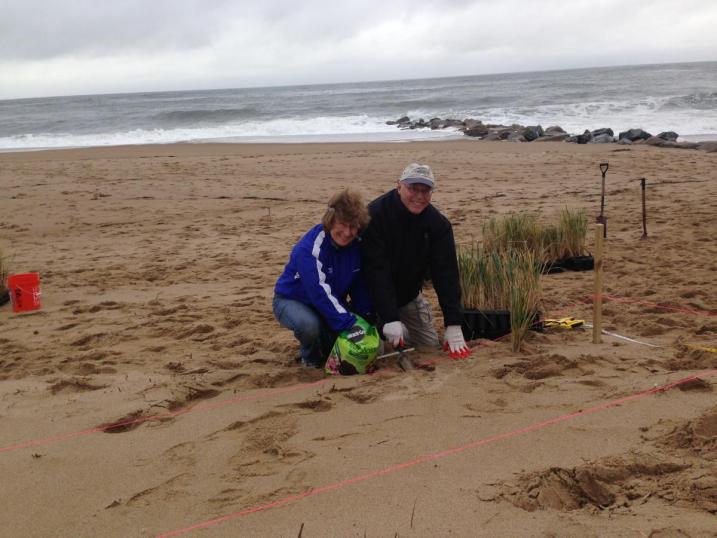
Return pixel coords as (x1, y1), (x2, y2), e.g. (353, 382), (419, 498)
(7, 272), (42, 313)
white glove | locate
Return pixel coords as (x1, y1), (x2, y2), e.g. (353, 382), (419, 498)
(444, 325), (471, 359)
(383, 321), (407, 348)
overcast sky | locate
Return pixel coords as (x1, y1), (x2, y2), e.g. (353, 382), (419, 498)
(1, 0), (716, 99)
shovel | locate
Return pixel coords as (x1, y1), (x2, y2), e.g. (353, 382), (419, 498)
(596, 162), (608, 237)
(640, 177), (648, 240)
(376, 346), (434, 371)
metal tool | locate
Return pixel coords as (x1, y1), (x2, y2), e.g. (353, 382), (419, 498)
(374, 346), (417, 371)
(640, 177), (648, 239)
(597, 162), (608, 237)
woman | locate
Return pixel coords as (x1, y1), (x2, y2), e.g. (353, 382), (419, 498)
(273, 189), (373, 368)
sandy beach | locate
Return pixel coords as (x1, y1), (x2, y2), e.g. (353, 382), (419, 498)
(1, 140), (716, 537)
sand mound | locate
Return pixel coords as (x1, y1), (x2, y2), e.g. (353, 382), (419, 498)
(500, 452), (717, 514)
(657, 406), (717, 460)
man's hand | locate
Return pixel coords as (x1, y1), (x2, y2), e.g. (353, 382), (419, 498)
(443, 325), (471, 359)
(382, 321), (407, 348)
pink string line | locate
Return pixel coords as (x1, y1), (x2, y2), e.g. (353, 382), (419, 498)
(0, 379), (330, 454)
(595, 294), (717, 318)
(1, 293), (711, 455)
(156, 368), (717, 538)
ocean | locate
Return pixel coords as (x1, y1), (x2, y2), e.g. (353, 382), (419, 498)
(1, 61), (715, 150)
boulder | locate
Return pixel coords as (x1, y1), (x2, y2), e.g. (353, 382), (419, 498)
(617, 137), (632, 145)
(396, 116), (411, 124)
(534, 133), (570, 142)
(522, 125), (544, 141)
(698, 141), (717, 153)
(463, 119), (483, 130)
(428, 118), (445, 130)
(544, 125), (566, 134)
(619, 128), (652, 141)
(464, 123), (489, 137)
(589, 133), (614, 144)
(482, 132), (501, 141)
(657, 131), (679, 142)
(443, 119), (464, 128)
(576, 130), (593, 144)
(591, 127), (614, 137)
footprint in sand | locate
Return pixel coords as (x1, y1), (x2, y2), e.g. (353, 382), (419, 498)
(47, 377), (108, 394)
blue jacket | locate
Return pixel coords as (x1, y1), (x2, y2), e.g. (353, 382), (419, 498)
(274, 224), (372, 332)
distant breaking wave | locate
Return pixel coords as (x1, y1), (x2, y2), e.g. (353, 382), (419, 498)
(153, 107), (261, 125)
(0, 115), (462, 150)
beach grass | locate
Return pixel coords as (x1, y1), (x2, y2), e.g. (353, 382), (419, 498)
(558, 207), (588, 258)
(458, 244), (542, 350)
(481, 208), (589, 264)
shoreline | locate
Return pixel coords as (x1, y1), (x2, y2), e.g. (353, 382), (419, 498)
(2, 131), (717, 157)
(2, 127), (716, 155)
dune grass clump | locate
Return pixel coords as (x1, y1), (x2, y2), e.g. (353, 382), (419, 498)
(482, 208), (589, 265)
(482, 212), (544, 260)
(505, 249), (543, 352)
(557, 207), (588, 259)
(458, 244), (542, 351)
(458, 244), (510, 310)
(538, 224), (561, 266)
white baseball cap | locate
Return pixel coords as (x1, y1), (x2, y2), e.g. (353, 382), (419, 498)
(399, 163), (435, 189)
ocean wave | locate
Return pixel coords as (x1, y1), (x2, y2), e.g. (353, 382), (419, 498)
(448, 97), (717, 136)
(0, 115), (462, 150)
(660, 92), (717, 111)
(153, 107), (260, 125)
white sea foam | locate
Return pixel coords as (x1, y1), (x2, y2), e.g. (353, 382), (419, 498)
(0, 115), (463, 150)
(408, 97), (717, 138)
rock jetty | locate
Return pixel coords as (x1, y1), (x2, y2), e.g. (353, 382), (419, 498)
(385, 117), (716, 152)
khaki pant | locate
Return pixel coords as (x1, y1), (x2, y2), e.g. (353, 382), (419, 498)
(398, 293), (440, 348)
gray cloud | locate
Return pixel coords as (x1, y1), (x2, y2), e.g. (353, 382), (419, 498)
(1, 0), (716, 98)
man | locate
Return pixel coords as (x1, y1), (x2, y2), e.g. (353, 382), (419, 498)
(361, 163), (471, 359)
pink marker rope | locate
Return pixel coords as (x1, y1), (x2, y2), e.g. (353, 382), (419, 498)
(0, 378), (330, 454)
(156, 368), (717, 537)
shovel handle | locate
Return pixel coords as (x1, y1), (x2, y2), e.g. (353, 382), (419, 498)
(377, 347), (415, 360)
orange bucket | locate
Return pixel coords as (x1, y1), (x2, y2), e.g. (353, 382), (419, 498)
(7, 272), (42, 313)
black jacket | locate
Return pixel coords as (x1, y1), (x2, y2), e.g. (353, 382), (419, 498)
(360, 190), (463, 327)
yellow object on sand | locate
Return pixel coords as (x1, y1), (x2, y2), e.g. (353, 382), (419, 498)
(543, 317), (585, 329)
(685, 343), (717, 354)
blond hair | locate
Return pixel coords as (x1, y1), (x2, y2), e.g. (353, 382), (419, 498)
(321, 189), (370, 232)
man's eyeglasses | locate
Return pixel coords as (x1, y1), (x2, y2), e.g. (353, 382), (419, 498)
(403, 183), (433, 196)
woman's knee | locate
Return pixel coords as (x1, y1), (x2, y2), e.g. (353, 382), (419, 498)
(294, 316), (322, 343)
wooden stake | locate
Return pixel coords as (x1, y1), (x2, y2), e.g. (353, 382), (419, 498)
(592, 224), (604, 344)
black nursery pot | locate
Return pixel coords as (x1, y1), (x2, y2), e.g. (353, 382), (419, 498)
(560, 255), (594, 271)
(461, 309), (543, 341)
(461, 309), (511, 341)
(541, 261), (565, 274)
